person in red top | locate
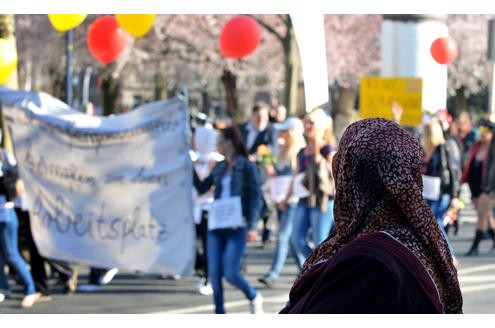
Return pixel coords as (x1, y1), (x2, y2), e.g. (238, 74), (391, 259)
(279, 118), (463, 314)
(462, 119), (495, 255)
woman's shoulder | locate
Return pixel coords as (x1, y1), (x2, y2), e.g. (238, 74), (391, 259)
(286, 232), (442, 313)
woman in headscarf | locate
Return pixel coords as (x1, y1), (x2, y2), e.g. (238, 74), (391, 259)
(279, 118), (463, 314)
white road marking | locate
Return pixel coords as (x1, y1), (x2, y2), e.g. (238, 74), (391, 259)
(461, 283), (495, 293)
(152, 263), (495, 313)
(152, 294), (288, 314)
(457, 264), (495, 275)
(458, 275), (495, 283)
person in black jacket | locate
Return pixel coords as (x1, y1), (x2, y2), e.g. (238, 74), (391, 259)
(239, 102), (277, 247)
(421, 118), (460, 266)
(14, 184), (79, 297)
(461, 118), (495, 255)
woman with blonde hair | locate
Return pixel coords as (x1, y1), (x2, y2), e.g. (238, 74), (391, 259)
(258, 117), (306, 288)
(280, 108), (337, 268)
(421, 118), (460, 265)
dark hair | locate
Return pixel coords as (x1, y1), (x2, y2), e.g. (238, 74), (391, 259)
(477, 119), (495, 130)
(221, 126), (249, 158)
(252, 101), (269, 114)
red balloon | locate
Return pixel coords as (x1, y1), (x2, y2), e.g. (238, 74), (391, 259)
(430, 36), (458, 65)
(87, 16), (128, 65)
(219, 16), (261, 59)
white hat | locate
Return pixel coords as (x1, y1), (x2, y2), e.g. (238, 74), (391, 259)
(273, 117), (304, 135)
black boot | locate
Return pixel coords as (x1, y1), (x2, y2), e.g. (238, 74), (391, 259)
(465, 230), (484, 256)
(487, 229), (495, 250)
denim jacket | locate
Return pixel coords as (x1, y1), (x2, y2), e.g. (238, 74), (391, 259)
(193, 155), (263, 231)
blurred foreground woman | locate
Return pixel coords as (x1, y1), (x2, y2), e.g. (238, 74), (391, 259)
(280, 118), (463, 314)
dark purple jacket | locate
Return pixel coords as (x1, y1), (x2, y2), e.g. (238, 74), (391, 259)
(280, 232), (443, 314)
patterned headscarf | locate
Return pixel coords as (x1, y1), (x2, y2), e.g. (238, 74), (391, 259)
(295, 118), (462, 313)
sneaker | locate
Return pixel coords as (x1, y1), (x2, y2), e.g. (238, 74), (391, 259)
(198, 282), (213, 296)
(77, 284), (102, 292)
(249, 293), (264, 314)
(258, 275), (275, 288)
(0, 293), (4, 303)
(38, 294), (53, 302)
(99, 268), (118, 285)
(20, 292), (41, 308)
(64, 271), (78, 294)
(159, 274), (181, 280)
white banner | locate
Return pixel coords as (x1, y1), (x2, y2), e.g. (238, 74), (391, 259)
(290, 13), (330, 112)
(0, 87), (195, 276)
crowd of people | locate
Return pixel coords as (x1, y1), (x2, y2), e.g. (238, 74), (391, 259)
(190, 102), (494, 314)
(1, 95), (495, 313)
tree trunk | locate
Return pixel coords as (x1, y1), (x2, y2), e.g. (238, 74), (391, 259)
(48, 68), (64, 100)
(201, 87), (210, 117)
(333, 85), (360, 142)
(221, 69), (242, 124)
(101, 64), (121, 116)
(453, 86), (467, 117)
(101, 76), (121, 116)
(154, 72), (166, 101)
(0, 14), (17, 153)
(283, 18), (299, 116)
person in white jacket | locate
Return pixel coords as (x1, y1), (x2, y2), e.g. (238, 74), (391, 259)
(190, 123), (223, 295)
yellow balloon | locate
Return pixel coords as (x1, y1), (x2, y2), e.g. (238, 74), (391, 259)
(115, 14), (156, 38)
(48, 14), (87, 32)
(0, 39), (17, 85)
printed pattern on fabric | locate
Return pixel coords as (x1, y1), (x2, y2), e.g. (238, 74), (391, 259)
(290, 118), (462, 314)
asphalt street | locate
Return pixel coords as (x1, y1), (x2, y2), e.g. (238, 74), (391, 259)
(1, 189), (494, 314)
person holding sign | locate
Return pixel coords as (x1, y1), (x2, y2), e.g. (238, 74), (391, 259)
(191, 122), (224, 296)
(258, 117), (306, 289)
(421, 118), (460, 266)
(193, 126), (264, 314)
(279, 108), (337, 267)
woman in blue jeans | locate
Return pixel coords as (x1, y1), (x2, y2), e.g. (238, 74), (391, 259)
(0, 148), (40, 308)
(258, 117), (306, 288)
(193, 126), (264, 314)
(280, 108), (337, 265)
(422, 119), (460, 265)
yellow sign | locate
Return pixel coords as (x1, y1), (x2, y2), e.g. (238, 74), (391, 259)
(359, 77), (422, 127)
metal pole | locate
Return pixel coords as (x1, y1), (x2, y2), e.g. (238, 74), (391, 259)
(488, 19), (495, 116)
(82, 66), (93, 109)
(66, 29), (73, 106)
(489, 61), (495, 115)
